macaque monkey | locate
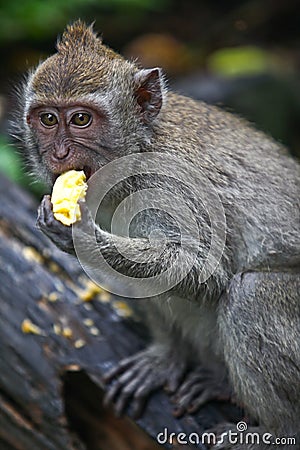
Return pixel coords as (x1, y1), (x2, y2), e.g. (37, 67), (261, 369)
(16, 21), (299, 449)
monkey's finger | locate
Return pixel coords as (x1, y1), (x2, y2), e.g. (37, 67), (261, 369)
(37, 202), (44, 225)
(172, 405), (186, 418)
(113, 358), (147, 387)
(78, 200), (93, 223)
(102, 353), (142, 382)
(165, 375), (183, 395)
(131, 395), (148, 419)
(103, 351), (154, 382)
(131, 375), (162, 419)
(164, 361), (186, 393)
(78, 199), (89, 214)
(172, 382), (203, 410)
(114, 366), (150, 417)
(104, 361), (154, 416)
(37, 195), (52, 226)
(42, 194), (53, 213)
(134, 372), (163, 399)
(113, 392), (130, 417)
(103, 380), (123, 407)
(187, 389), (214, 413)
(173, 371), (209, 398)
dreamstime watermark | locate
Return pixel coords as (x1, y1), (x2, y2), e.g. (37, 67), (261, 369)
(156, 421), (297, 447)
(73, 152), (226, 298)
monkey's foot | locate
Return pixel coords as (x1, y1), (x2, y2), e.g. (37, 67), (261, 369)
(171, 367), (232, 417)
(103, 345), (186, 418)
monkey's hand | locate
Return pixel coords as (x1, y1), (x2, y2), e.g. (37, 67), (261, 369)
(37, 195), (93, 254)
(37, 195), (75, 253)
(103, 344), (187, 418)
(171, 366), (233, 417)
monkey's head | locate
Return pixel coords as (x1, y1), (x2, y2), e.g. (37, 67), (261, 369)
(19, 20), (166, 186)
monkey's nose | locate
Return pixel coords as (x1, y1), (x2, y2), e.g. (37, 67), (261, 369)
(53, 145), (71, 160)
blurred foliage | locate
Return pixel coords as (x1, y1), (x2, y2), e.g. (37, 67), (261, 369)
(0, 136), (46, 195)
(207, 46), (278, 77)
(0, 135), (21, 180)
(0, 0), (168, 42)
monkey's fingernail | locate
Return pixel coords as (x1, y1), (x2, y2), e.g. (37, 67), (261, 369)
(172, 407), (184, 417)
(187, 404), (196, 413)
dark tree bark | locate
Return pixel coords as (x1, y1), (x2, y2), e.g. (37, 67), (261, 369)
(0, 174), (242, 450)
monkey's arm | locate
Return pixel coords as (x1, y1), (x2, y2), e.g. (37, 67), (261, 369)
(37, 195), (227, 301)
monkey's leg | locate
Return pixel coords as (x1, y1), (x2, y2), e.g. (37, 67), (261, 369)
(215, 271), (300, 449)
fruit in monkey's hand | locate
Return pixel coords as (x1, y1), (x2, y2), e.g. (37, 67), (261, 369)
(51, 170), (87, 226)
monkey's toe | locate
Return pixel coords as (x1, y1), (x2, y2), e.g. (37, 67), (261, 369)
(103, 352), (164, 418)
(172, 367), (231, 417)
(103, 347), (187, 418)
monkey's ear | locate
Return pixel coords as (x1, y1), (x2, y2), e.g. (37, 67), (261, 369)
(134, 68), (164, 124)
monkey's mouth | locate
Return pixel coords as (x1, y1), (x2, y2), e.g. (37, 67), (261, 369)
(51, 166), (93, 185)
(83, 166), (92, 180)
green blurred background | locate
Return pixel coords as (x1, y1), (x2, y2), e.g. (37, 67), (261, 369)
(0, 0), (299, 196)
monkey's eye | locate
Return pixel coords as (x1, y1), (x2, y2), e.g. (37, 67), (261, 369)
(70, 113), (92, 127)
(40, 113), (58, 127)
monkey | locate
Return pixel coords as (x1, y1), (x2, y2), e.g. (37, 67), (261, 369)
(15, 21), (299, 449)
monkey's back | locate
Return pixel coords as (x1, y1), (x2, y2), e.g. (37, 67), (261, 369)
(155, 92), (300, 271)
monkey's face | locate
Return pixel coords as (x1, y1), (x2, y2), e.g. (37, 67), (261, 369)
(26, 102), (113, 184)
(20, 21), (165, 187)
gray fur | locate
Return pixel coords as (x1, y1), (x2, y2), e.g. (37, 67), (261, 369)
(16, 21), (300, 449)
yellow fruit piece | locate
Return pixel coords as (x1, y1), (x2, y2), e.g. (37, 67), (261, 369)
(51, 170), (87, 226)
(78, 280), (104, 302)
(21, 319), (44, 335)
(62, 327), (73, 338)
(112, 300), (133, 318)
(74, 339), (86, 349)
